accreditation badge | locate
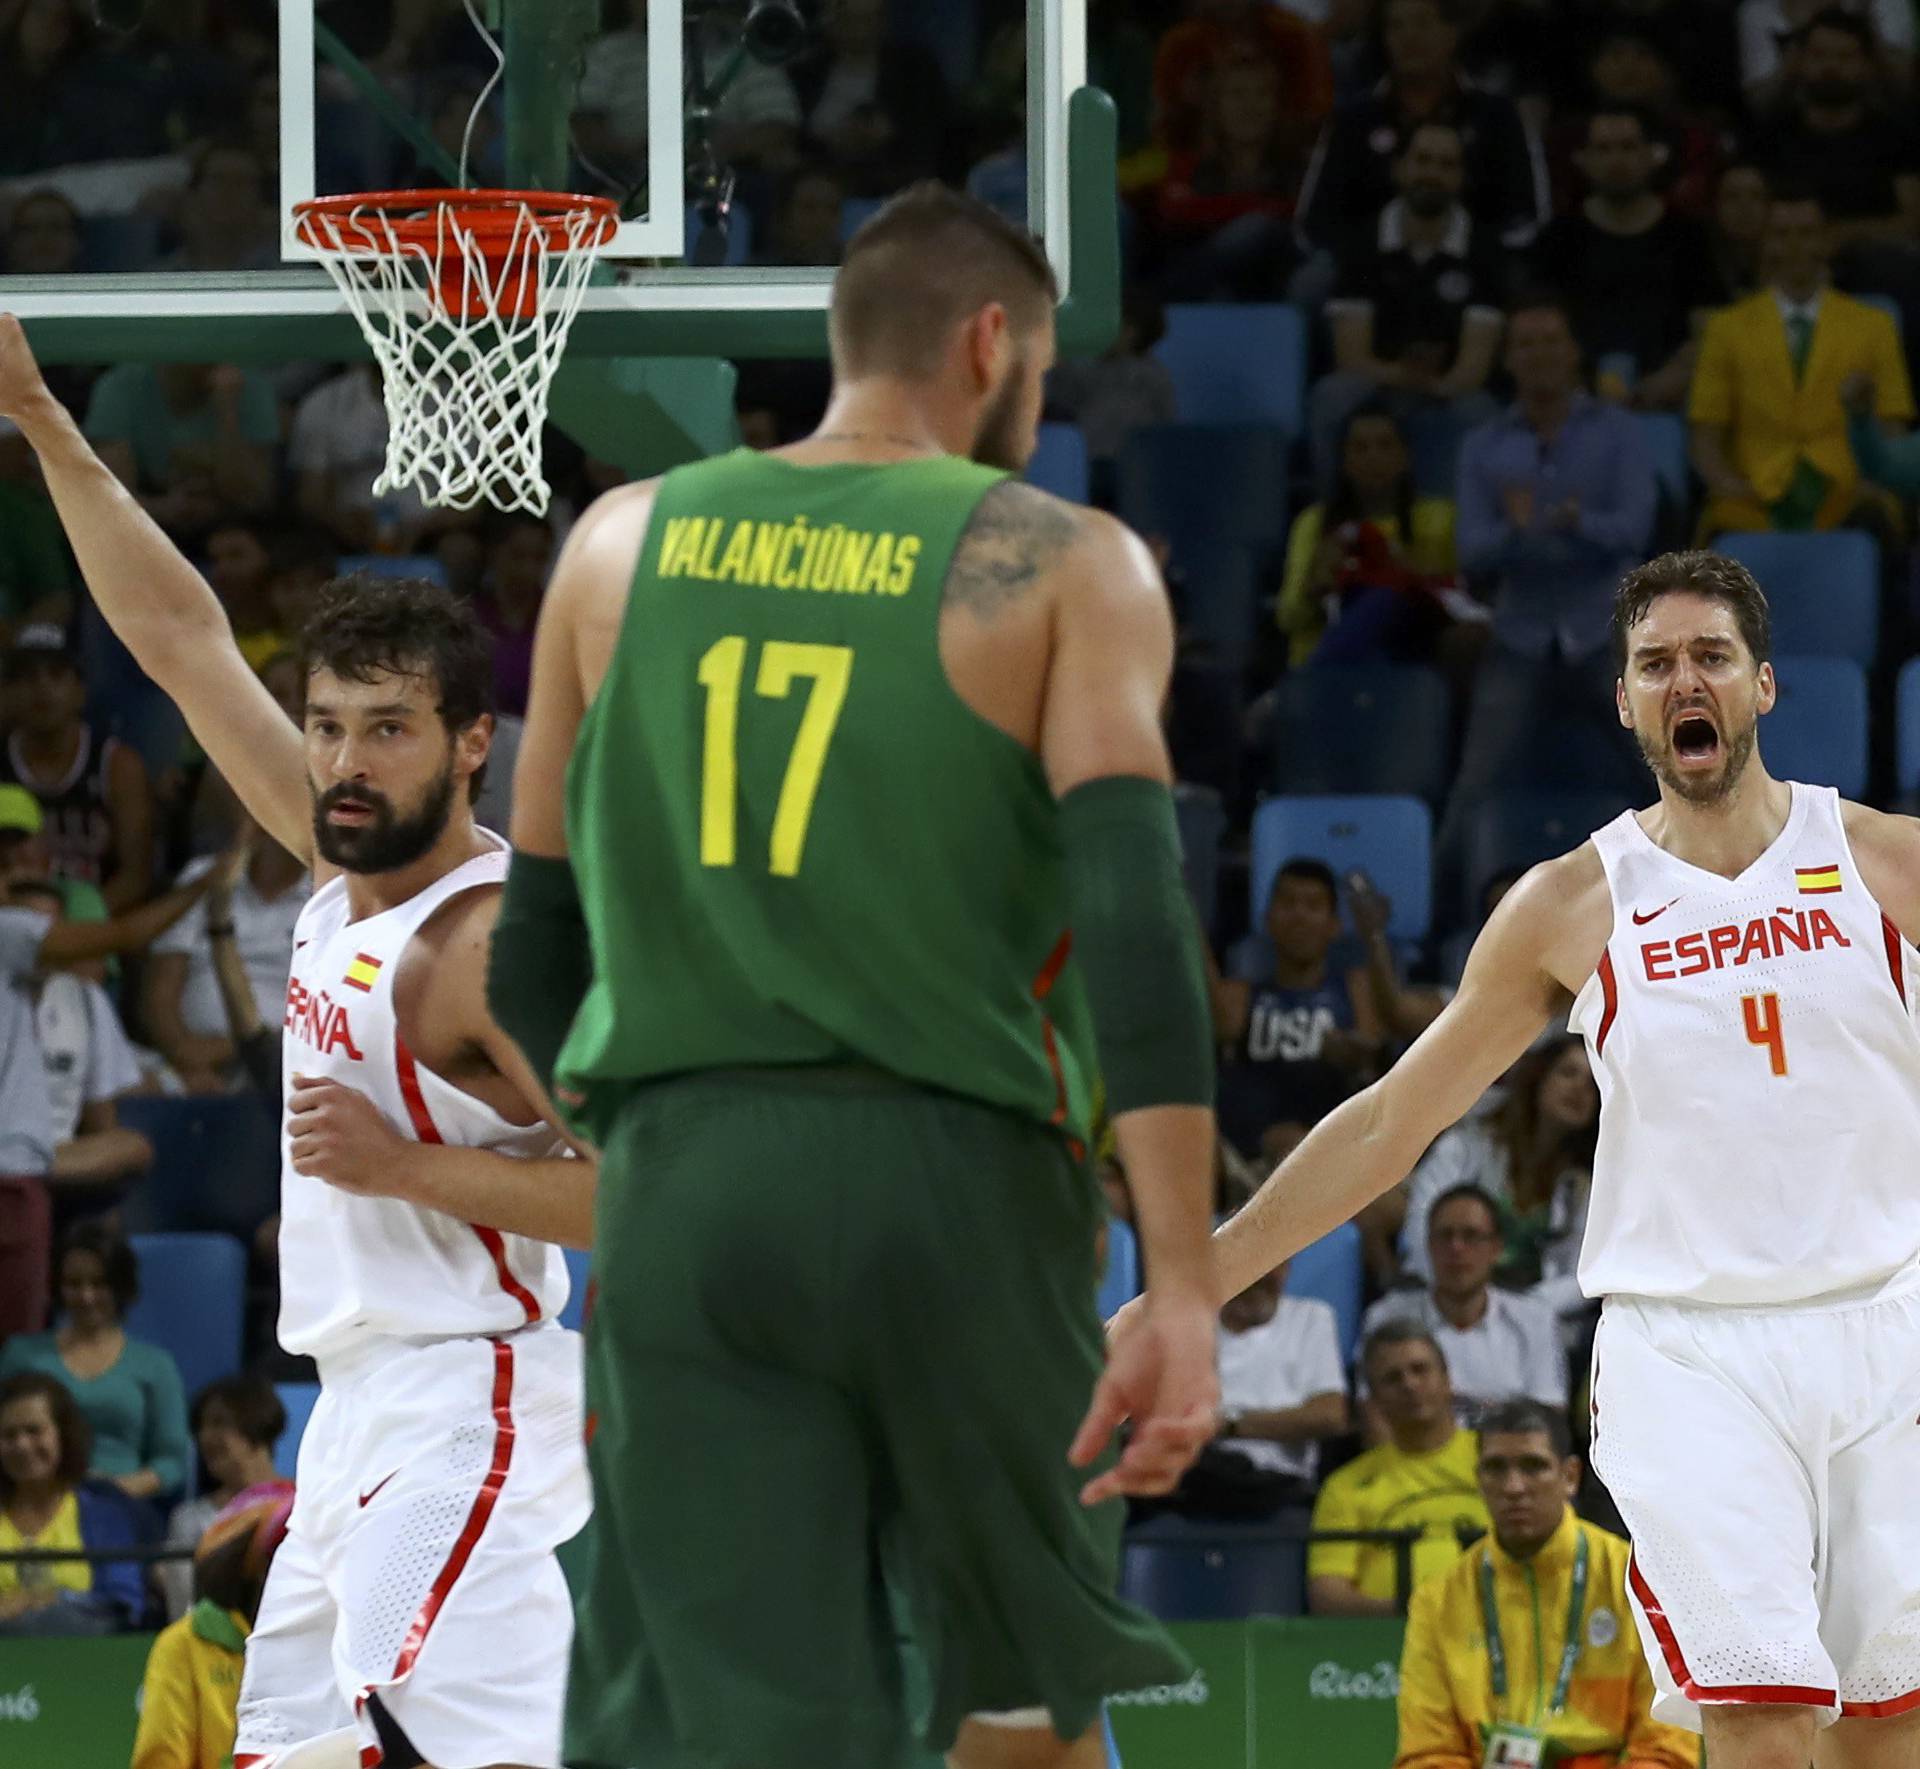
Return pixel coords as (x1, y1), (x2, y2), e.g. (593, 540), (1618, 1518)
(1482, 1722), (1547, 1769)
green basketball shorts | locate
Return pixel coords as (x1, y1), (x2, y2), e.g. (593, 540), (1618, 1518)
(563, 1067), (1187, 1769)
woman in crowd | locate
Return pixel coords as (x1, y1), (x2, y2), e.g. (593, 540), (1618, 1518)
(1398, 1035), (1600, 1320)
(0, 1370), (147, 1634)
(0, 1221), (191, 1506)
(1277, 403), (1458, 668)
(156, 1375), (287, 1621)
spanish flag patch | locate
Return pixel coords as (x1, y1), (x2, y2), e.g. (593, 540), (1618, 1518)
(343, 952), (384, 992)
(1795, 865), (1843, 895)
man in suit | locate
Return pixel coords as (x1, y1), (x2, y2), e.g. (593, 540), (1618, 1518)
(1689, 185), (1913, 535)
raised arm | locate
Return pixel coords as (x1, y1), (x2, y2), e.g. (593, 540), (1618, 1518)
(0, 316), (312, 863)
(1211, 858), (1578, 1303)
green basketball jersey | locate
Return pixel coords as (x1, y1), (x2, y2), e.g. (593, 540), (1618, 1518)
(557, 448), (1096, 1149)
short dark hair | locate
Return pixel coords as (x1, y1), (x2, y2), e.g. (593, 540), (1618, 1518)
(1361, 1318), (1447, 1376)
(0, 1371), (93, 1496)
(1797, 7), (1876, 52)
(191, 1375), (287, 1451)
(830, 182), (1058, 378)
(296, 574), (497, 802)
(1478, 1397), (1573, 1460)
(1612, 549), (1772, 669)
(1428, 1182), (1501, 1235)
(57, 1219), (139, 1316)
(1271, 857), (1339, 913)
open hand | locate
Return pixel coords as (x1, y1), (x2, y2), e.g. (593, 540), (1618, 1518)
(288, 1074), (409, 1198)
(1070, 1290), (1219, 1506)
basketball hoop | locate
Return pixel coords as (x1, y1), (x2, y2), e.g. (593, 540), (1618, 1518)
(293, 190), (620, 517)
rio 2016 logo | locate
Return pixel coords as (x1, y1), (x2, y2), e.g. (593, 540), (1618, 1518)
(1310, 1660), (1400, 1700)
(1109, 1671), (1211, 1708)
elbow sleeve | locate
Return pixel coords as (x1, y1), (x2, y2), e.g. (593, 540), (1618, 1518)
(488, 850), (592, 1094)
(1059, 776), (1215, 1115)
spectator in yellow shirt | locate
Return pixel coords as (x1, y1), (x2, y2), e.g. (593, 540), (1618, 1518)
(1394, 1398), (1699, 1769)
(132, 1481), (293, 1769)
(1308, 1322), (1490, 1615)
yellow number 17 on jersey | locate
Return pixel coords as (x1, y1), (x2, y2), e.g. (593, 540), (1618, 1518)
(697, 636), (853, 877)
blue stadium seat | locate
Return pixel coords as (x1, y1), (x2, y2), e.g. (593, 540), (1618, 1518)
(1154, 304), (1309, 436)
(336, 553), (451, 587)
(1097, 1219), (1141, 1321)
(1175, 784), (1227, 934)
(839, 196), (886, 242)
(1026, 421), (1090, 503)
(116, 1094), (280, 1240)
(1898, 656), (1920, 801)
(1711, 531), (1880, 665)
(126, 1233), (246, 1406)
(1270, 665), (1453, 803)
(1120, 1514), (1309, 1620)
(559, 1245), (592, 1332)
(1172, 538), (1262, 664)
(1250, 795), (1432, 942)
(273, 1382), (321, 1481)
(1287, 1222), (1364, 1359)
(1116, 424), (1292, 552)
(1636, 412), (1690, 508)
(1765, 655), (1868, 797)
(80, 212), (162, 273)
(1463, 790), (1634, 908)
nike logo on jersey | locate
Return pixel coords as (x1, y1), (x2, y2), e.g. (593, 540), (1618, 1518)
(358, 1470), (399, 1508)
(1632, 899), (1681, 925)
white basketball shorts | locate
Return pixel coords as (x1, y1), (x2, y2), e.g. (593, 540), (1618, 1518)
(1590, 1274), (1920, 1732)
(234, 1324), (590, 1769)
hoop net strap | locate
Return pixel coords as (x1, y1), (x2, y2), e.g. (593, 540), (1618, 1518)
(294, 193), (618, 517)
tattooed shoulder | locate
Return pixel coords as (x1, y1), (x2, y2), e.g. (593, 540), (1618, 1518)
(943, 480), (1081, 620)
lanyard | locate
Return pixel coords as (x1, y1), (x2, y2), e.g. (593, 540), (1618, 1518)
(1481, 1530), (1589, 1720)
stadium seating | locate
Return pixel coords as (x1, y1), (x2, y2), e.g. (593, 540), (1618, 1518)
(1120, 1512), (1310, 1620)
(1250, 795), (1432, 943)
(337, 553), (452, 587)
(1097, 1218), (1141, 1322)
(1462, 790), (1634, 909)
(273, 1382), (321, 1481)
(1765, 656), (1868, 798)
(1269, 664), (1453, 803)
(1116, 424), (1292, 554)
(1154, 303), (1308, 435)
(116, 1094), (281, 1240)
(1172, 537), (1262, 665)
(1897, 656), (1920, 802)
(1712, 531), (1880, 666)
(1287, 1223), (1364, 1359)
(560, 1244), (592, 1332)
(126, 1233), (246, 1409)
(1026, 420), (1091, 503)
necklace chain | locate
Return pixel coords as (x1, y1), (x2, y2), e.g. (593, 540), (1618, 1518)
(809, 429), (941, 453)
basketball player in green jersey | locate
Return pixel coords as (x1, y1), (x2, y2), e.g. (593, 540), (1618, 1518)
(489, 184), (1220, 1769)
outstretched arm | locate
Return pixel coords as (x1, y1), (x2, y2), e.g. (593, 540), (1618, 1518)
(1212, 863), (1573, 1303)
(0, 316), (312, 864)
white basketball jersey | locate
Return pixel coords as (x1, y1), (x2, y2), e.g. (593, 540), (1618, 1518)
(277, 833), (572, 1361)
(1568, 783), (1920, 1306)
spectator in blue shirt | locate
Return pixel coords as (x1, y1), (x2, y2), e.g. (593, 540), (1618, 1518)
(1437, 295), (1657, 893)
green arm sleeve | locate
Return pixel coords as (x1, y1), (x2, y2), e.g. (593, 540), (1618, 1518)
(487, 850), (593, 1095)
(1058, 775), (1215, 1114)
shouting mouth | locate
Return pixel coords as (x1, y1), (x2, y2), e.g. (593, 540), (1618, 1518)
(1670, 711), (1721, 770)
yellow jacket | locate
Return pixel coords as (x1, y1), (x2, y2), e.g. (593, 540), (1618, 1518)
(132, 1600), (251, 1769)
(1394, 1512), (1699, 1769)
(1689, 288), (1913, 507)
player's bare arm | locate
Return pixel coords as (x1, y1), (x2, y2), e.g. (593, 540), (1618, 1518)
(1209, 845), (1612, 1305)
(1027, 499), (1222, 1506)
(1840, 798), (1920, 946)
(0, 314), (312, 865)
(291, 886), (596, 1248)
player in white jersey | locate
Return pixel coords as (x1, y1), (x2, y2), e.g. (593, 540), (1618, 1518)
(1089, 548), (1920, 1769)
(0, 317), (593, 1769)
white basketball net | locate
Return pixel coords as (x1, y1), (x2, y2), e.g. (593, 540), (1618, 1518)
(296, 196), (616, 517)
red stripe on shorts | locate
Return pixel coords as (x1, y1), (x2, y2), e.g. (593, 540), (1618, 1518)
(1627, 1553), (1836, 1707)
(1843, 1687), (1920, 1718)
(393, 1034), (540, 1324)
(389, 1338), (518, 1685)
(1031, 932), (1073, 1132)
